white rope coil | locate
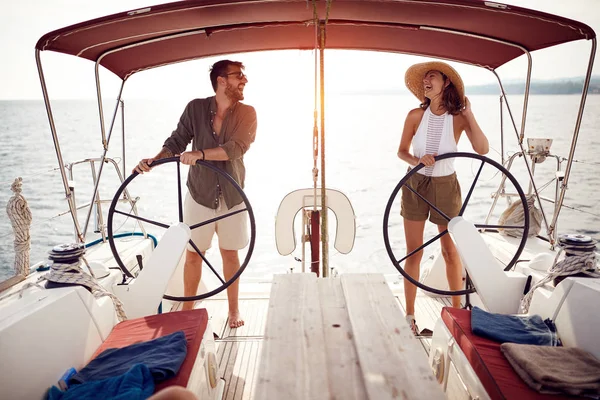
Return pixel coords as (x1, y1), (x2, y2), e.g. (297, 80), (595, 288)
(44, 259), (128, 321)
(520, 244), (598, 314)
(6, 177), (32, 276)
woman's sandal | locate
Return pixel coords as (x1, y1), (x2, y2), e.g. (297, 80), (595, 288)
(406, 315), (420, 335)
(406, 315), (433, 337)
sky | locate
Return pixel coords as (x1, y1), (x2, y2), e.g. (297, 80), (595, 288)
(0, 0), (599, 100)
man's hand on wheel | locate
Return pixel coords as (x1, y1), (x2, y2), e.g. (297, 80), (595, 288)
(134, 158), (155, 174)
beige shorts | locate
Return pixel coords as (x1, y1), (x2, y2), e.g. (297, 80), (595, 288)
(183, 192), (249, 252)
(400, 171), (462, 225)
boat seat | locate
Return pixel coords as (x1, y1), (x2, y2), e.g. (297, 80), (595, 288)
(441, 307), (573, 400)
(87, 308), (213, 394)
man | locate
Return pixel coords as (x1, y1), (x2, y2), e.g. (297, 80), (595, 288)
(135, 60), (257, 328)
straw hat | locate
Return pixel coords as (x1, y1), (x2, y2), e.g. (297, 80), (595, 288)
(405, 61), (465, 102)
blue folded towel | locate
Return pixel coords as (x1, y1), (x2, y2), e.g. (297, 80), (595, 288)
(46, 363), (154, 400)
(70, 330), (187, 385)
(471, 306), (559, 346)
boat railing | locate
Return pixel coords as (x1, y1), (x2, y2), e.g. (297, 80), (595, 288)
(64, 156), (149, 244)
(484, 149), (564, 246)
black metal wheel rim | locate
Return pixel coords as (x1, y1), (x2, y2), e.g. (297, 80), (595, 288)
(107, 156), (256, 301)
(383, 152), (529, 296)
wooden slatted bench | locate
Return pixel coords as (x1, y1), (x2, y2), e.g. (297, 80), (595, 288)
(254, 273), (444, 399)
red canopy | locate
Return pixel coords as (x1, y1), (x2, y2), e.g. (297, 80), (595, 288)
(36, 0), (595, 80)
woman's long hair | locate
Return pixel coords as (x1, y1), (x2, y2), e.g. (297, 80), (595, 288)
(420, 73), (463, 115)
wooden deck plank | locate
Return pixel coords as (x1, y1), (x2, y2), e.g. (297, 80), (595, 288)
(254, 273), (331, 400)
(229, 340), (251, 400)
(223, 298), (254, 338)
(202, 298), (269, 339)
(341, 274), (444, 400)
(232, 341), (252, 400)
(256, 298), (268, 337)
(240, 299), (267, 337)
(416, 297), (442, 331)
(224, 342), (243, 400)
(201, 298), (228, 338)
(222, 342), (242, 397)
(317, 278), (368, 400)
(420, 338), (433, 355)
(214, 340), (263, 400)
(256, 300), (269, 336)
(217, 339), (232, 375)
(397, 292), (460, 355)
(397, 291), (448, 333)
(241, 342), (262, 400)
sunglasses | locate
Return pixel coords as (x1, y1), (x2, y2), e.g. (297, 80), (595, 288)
(224, 71), (247, 80)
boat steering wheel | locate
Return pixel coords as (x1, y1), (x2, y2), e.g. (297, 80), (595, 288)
(107, 156), (256, 302)
(383, 152), (529, 296)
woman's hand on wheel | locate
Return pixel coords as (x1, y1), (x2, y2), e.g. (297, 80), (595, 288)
(418, 154), (437, 167)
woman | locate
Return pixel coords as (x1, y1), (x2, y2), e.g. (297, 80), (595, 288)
(397, 61), (489, 335)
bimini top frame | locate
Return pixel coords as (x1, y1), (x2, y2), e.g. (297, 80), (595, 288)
(35, 0), (596, 246)
(36, 0), (594, 79)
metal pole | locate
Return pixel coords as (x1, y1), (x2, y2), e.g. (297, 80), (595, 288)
(310, 9), (320, 275)
(82, 72), (126, 238)
(319, 21), (329, 277)
(500, 95), (504, 165)
(302, 211), (307, 272)
(492, 70), (552, 243)
(35, 49), (84, 242)
(518, 54), (533, 145)
(549, 38), (597, 240)
(121, 100), (126, 178)
(484, 152), (520, 226)
(66, 164), (78, 242)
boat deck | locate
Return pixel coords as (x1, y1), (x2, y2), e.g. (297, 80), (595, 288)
(186, 286), (452, 399)
(201, 297), (266, 400)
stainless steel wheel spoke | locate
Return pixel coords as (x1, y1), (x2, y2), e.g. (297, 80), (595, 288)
(109, 156), (256, 300)
(475, 224), (526, 230)
(177, 160), (183, 223)
(405, 184), (451, 222)
(188, 239), (226, 285)
(460, 160), (485, 216)
(383, 152), (529, 297)
(113, 209), (169, 229)
(398, 230), (448, 264)
(189, 208), (248, 230)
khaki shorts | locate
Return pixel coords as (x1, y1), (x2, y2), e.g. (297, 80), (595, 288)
(400, 171), (462, 225)
(183, 192), (249, 252)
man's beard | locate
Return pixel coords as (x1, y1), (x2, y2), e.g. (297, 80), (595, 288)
(225, 83), (244, 101)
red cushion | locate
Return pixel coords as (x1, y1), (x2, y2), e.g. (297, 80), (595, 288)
(441, 307), (573, 400)
(91, 309), (208, 393)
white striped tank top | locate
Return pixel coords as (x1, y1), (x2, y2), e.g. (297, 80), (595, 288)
(411, 107), (457, 177)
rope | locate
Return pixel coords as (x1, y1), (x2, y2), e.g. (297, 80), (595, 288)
(324, 0), (332, 24)
(0, 278), (46, 303)
(6, 178), (32, 276)
(521, 239), (598, 313)
(0, 167), (60, 187)
(567, 158), (600, 166)
(43, 258), (128, 321)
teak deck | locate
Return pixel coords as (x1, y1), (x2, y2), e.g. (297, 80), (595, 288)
(254, 273), (444, 400)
